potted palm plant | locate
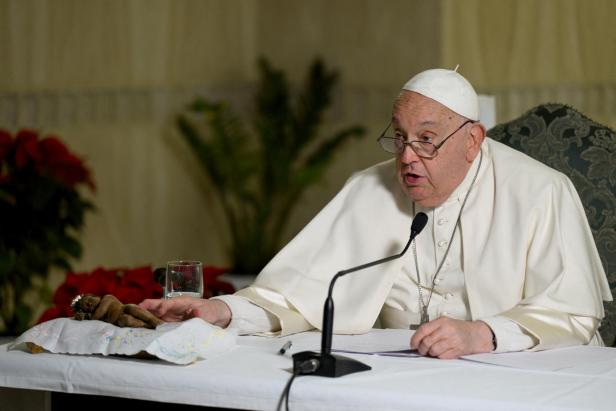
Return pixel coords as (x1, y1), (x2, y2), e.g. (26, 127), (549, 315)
(177, 57), (365, 274)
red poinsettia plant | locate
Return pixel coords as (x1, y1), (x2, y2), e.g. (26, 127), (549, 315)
(38, 265), (235, 323)
(0, 129), (95, 335)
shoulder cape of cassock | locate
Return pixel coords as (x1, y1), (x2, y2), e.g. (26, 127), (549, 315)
(240, 138), (612, 334)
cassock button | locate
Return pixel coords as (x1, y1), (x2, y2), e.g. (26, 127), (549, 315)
(438, 240), (448, 248)
(437, 218), (447, 226)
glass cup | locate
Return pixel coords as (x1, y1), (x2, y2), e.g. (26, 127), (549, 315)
(164, 260), (204, 299)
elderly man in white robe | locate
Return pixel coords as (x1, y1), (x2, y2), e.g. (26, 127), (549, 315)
(140, 68), (612, 359)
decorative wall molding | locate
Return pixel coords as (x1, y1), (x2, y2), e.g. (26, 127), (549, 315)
(0, 86), (254, 128)
(0, 85), (397, 129)
(2, 83), (615, 129)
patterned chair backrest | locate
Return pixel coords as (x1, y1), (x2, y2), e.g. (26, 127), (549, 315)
(487, 103), (616, 345)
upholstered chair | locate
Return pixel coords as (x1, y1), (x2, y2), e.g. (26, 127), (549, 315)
(487, 103), (616, 346)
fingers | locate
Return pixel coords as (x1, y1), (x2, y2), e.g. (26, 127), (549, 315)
(413, 326), (451, 358)
(138, 297), (231, 327)
(410, 317), (466, 359)
(410, 318), (441, 350)
(139, 298), (174, 319)
(437, 348), (462, 360)
(138, 299), (163, 312)
(138, 297), (200, 322)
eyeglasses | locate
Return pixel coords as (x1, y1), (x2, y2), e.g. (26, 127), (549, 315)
(377, 119), (474, 158)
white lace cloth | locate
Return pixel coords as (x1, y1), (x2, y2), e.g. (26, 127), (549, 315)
(9, 317), (236, 365)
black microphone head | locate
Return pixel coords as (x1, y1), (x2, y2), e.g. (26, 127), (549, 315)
(411, 212), (428, 235)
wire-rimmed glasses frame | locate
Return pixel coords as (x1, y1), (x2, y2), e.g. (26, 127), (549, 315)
(377, 119), (474, 158)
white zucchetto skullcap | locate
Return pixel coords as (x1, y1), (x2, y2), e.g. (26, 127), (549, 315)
(402, 67), (479, 121)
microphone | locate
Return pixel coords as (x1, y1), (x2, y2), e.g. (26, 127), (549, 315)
(292, 212), (428, 378)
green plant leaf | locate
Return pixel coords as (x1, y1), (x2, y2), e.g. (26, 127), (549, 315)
(52, 256), (72, 272)
(176, 57), (366, 273)
(58, 235), (83, 259)
(299, 125), (366, 186)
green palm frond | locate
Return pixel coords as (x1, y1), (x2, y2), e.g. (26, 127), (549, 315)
(177, 57), (366, 273)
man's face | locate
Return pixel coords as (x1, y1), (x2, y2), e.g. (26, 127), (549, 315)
(394, 91), (478, 208)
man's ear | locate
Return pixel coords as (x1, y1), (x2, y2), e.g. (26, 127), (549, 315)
(466, 122), (486, 162)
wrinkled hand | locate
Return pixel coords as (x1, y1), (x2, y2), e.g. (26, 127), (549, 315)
(410, 317), (494, 359)
(138, 297), (232, 328)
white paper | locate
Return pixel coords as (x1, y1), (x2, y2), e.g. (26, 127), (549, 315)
(247, 328), (616, 366)
(238, 328), (419, 357)
(330, 328), (420, 357)
(462, 345), (616, 371)
(9, 317), (237, 365)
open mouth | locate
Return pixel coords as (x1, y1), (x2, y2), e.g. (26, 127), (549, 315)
(404, 172), (423, 185)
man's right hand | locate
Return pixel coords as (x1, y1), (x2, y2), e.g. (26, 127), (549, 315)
(138, 297), (232, 328)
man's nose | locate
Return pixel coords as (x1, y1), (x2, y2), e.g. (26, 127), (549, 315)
(399, 143), (420, 164)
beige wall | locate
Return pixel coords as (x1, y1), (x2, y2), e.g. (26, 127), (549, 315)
(0, 0), (258, 91)
(1, 0), (614, 295)
(441, 0), (616, 127)
(255, 0), (442, 237)
(257, 0), (440, 87)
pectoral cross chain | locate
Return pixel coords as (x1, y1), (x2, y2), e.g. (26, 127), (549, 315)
(421, 306), (430, 324)
(409, 306), (430, 330)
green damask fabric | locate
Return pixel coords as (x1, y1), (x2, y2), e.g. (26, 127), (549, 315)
(487, 103), (616, 345)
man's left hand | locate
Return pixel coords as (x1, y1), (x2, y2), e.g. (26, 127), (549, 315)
(410, 317), (494, 359)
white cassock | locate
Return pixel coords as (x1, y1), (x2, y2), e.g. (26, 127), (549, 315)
(214, 138), (612, 352)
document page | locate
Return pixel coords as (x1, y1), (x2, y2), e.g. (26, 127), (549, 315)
(331, 328), (421, 357)
(462, 345), (616, 371)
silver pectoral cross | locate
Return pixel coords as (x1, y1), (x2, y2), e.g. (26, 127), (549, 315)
(409, 307), (430, 330)
(421, 306), (430, 324)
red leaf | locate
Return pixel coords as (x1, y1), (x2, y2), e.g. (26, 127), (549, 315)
(14, 129), (41, 169)
(39, 136), (70, 162)
(52, 282), (76, 306)
(0, 129), (12, 163)
(203, 266), (229, 278)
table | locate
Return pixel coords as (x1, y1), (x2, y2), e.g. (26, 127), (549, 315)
(1, 330), (615, 410)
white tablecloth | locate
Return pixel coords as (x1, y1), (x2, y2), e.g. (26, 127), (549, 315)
(1, 330), (615, 410)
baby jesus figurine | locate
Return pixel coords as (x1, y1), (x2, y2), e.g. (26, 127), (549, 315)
(71, 294), (163, 329)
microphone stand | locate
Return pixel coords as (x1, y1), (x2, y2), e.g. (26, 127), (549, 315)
(292, 212), (428, 378)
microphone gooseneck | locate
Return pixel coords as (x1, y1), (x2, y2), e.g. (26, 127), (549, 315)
(321, 211), (428, 356)
(293, 212), (428, 378)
